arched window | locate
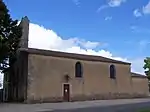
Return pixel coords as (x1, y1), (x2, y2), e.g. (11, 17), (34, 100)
(75, 61), (83, 78)
(110, 64), (116, 79)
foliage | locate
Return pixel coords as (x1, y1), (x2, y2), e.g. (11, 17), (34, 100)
(0, 0), (22, 73)
(143, 57), (150, 80)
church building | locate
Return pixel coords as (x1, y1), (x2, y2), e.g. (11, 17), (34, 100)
(2, 17), (149, 103)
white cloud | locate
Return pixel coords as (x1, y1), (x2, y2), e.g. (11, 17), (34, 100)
(72, 0), (80, 6)
(28, 23), (127, 61)
(28, 24), (102, 50)
(130, 58), (145, 74)
(133, 9), (142, 17)
(105, 16), (112, 21)
(133, 1), (150, 17)
(108, 0), (126, 7)
(97, 0), (126, 12)
(97, 5), (109, 12)
(78, 40), (100, 49)
(143, 1), (150, 14)
(28, 23), (145, 75)
(28, 23), (117, 58)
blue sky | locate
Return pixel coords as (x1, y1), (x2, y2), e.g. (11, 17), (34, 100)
(2, 0), (150, 74)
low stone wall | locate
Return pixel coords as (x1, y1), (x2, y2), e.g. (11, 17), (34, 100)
(25, 92), (149, 104)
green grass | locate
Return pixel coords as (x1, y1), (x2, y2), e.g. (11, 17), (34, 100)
(138, 109), (150, 112)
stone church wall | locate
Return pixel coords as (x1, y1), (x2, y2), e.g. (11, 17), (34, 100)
(25, 53), (149, 103)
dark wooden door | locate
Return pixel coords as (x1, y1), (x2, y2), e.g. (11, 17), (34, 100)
(63, 84), (70, 101)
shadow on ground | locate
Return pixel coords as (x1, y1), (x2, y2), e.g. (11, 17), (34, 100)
(42, 102), (150, 112)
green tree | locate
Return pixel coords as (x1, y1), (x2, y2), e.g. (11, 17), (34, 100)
(143, 57), (150, 80)
(0, 0), (22, 73)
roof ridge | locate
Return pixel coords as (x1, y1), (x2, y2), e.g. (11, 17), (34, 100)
(19, 48), (131, 65)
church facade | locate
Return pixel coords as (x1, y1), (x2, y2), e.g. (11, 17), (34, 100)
(19, 48), (149, 103)
(3, 17), (149, 103)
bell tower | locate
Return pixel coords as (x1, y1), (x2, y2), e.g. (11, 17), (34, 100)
(19, 16), (29, 48)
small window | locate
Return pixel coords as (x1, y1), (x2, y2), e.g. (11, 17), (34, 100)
(75, 61), (83, 78)
(110, 64), (116, 79)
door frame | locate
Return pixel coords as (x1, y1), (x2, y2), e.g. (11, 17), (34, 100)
(62, 83), (71, 101)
